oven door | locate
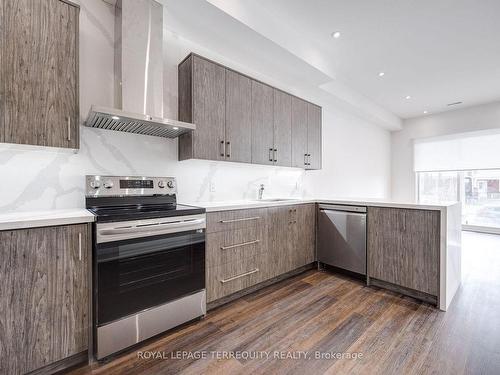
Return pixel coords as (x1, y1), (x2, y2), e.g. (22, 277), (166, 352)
(95, 216), (205, 326)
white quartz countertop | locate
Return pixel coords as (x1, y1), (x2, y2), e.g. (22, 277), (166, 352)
(0, 209), (95, 231)
(181, 198), (459, 212)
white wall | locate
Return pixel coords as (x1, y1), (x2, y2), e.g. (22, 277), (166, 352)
(391, 101), (500, 201)
(0, 0), (391, 213)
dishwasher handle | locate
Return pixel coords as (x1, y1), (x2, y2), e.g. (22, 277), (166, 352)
(318, 204), (367, 213)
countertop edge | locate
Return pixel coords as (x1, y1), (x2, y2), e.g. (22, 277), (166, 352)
(0, 210), (95, 231)
(181, 199), (459, 213)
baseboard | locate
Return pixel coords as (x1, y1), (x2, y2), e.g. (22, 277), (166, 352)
(207, 263), (316, 310)
(27, 351), (88, 375)
(369, 278), (438, 306)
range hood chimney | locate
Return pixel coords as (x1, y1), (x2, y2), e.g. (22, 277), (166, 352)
(85, 0), (195, 138)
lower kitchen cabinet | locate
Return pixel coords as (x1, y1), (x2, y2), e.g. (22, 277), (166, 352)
(207, 255), (264, 302)
(0, 224), (91, 375)
(294, 204), (316, 267)
(268, 204), (316, 276)
(206, 204), (316, 304)
(367, 207), (440, 297)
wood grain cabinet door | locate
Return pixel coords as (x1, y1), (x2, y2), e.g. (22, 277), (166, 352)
(192, 55), (226, 161)
(368, 207), (440, 296)
(273, 89), (292, 167)
(294, 204), (316, 267)
(2, 0), (79, 148)
(267, 206), (293, 277)
(251, 80), (275, 165)
(307, 103), (322, 170)
(0, 224), (90, 375)
(225, 70), (252, 163)
(291, 97), (308, 168)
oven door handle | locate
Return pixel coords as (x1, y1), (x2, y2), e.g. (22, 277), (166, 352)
(97, 219), (206, 242)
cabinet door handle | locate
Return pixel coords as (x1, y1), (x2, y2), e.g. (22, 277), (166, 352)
(220, 268), (259, 284)
(67, 117), (71, 141)
(221, 239), (260, 251)
(219, 216), (260, 223)
(273, 149), (277, 162)
(226, 141), (231, 158)
(220, 140), (225, 157)
(78, 232), (82, 261)
(304, 153), (307, 166)
(269, 148), (274, 162)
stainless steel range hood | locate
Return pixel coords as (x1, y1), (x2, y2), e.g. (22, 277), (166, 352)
(85, 0), (195, 138)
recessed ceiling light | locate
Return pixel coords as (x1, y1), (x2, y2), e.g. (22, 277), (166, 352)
(378, 72), (385, 77)
(173, 126), (179, 130)
(331, 31), (341, 39)
(111, 116), (120, 120)
(405, 95), (411, 100)
(423, 110), (428, 114)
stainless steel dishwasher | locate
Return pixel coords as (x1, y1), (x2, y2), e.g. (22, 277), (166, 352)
(317, 204), (367, 276)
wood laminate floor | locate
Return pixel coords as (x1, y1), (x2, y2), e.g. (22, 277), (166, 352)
(70, 232), (500, 375)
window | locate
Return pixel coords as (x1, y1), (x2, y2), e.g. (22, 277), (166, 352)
(417, 169), (500, 230)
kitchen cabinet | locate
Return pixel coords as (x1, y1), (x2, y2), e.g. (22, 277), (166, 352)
(272, 90), (293, 167)
(291, 97), (308, 168)
(367, 207), (440, 297)
(307, 103), (322, 169)
(225, 70), (252, 163)
(205, 208), (268, 302)
(251, 80), (275, 165)
(0, 223), (91, 375)
(294, 204), (316, 267)
(267, 204), (316, 277)
(1, 0), (79, 149)
(267, 206), (294, 277)
(206, 204), (316, 304)
(178, 53), (322, 169)
(179, 54), (226, 161)
(291, 98), (322, 169)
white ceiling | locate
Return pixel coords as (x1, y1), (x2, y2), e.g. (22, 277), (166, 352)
(206, 0), (500, 120)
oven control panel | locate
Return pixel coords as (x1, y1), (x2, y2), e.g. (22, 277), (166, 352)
(85, 175), (176, 197)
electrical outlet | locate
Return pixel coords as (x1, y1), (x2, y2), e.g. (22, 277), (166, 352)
(209, 182), (216, 193)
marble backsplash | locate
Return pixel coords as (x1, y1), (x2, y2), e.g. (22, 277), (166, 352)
(0, 127), (307, 213)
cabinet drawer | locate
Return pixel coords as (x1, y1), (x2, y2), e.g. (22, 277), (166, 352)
(207, 226), (264, 268)
(207, 208), (267, 233)
(206, 256), (263, 302)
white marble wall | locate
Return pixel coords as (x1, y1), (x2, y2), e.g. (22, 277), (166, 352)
(0, 127), (305, 211)
(0, 0), (388, 214)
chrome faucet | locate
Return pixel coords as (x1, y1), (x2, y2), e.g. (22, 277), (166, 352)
(258, 184), (265, 200)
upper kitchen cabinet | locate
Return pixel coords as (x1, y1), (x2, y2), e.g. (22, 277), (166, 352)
(307, 103), (322, 169)
(291, 98), (322, 169)
(225, 70), (252, 163)
(178, 53), (322, 169)
(272, 90), (293, 167)
(251, 80), (274, 166)
(179, 54), (226, 161)
(291, 97), (308, 168)
(1, 0), (80, 149)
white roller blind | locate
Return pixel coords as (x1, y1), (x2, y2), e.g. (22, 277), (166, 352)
(414, 129), (500, 172)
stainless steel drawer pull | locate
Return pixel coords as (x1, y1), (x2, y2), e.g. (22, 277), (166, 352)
(220, 239), (260, 251)
(219, 216), (260, 223)
(67, 116), (71, 141)
(78, 232), (82, 261)
(220, 268), (259, 284)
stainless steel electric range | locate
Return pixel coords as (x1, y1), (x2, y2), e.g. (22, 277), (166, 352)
(85, 175), (206, 360)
